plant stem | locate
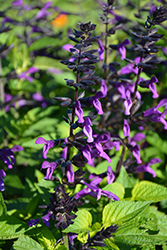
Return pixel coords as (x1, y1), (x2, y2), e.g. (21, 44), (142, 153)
(63, 233), (69, 250)
(116, 145), (125, 173)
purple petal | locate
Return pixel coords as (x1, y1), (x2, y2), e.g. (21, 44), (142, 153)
(93, 99), (103, 115)
(75, 101), (84, 123)
(12, 0), (22, 5)
(100, 79), (107, 98)
(132, 145), (142, 164)
(83, 118), (94, 143)
(62, 44), (75, 52)
(95, 143), (111, 163)
(35, 137), (47, 144)
(107, 166), (115, 184)
(11, 145), (23, 152)
(0, 169), (6, 192)
(123, 119), (130, 137)
(27, 219), (40, 227)
(98, 40), (104, 61)
(67, 164), (74, 183)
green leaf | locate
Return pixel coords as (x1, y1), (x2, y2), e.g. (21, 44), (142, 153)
(105, 238), (120, 250)
(146, 131), (167, 154)
(33, 56), (60, 70)
(29, 37), (59, 51)
(103, 183), (125, 200)
(63, 210), (92, 234)
(0, 193), (7, 216)
(37, 227), (57, 250)
(12, 236), (44, 250)
(114, 234), (167, 246)
(116, 166), (135, 188)
(0, 215), (28, 239)
(132, 181), (167, 202)
(102, 201), (151, 227)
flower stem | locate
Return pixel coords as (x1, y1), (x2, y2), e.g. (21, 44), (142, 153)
(63, 233), (69, 249)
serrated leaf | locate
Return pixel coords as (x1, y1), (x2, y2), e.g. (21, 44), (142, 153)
(102, 201), (151, 227)
(63, 210), (92, 234)
(132, 181), (167, 202)
(114, 234), (167, 246)
(0, 193), (7, 216)
(103, 183), (125, 200)
(13, 235), (44, 250)
(0, 215), (28, 239)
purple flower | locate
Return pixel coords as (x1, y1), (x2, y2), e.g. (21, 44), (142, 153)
(131, 145), (142, 164)
(0, 169), (6, 192)
(62, 44), (78, 62)
(124, 90), (132, 115)
(136, 158), (161, 177)
(12, 0), (22, 5)
(42, 211), (53, 227)
(82, 145), (94, 166)
(100, 79), (107, 98)
(144, 99), (167, 129)
(139, 76), (159, 98)
(35, 137), (55, 159)
(19, 67), (38, 82)
(123, 119), (130, 137)
(76, 180), (119, 201)
(118, 39), (131, 60)
(88, 94), (103, 115)
(75, 100), (84, 123)
(98, 40), (104, 61)
(83, 118), (94, 143)
(107, 166), (115, 184)
(0, 146), (23, 169)
(120, 57), (141, 75)
(36, 1), (52, 19)
(67, 164), (74, 183)
(41, 161), (58, 180)
(27, 219), (40, 227)
(95, 143), (111, 163)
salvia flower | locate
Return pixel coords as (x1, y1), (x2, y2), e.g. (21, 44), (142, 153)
(0, 169), (6, 192)
(41, 161), (58, 180)
(83, 117), (94, 143)
(110, 39), (131, 60)
(35, 137), (55, 159)
(136, 158), (161, 177)
(36, 1), (52, 19)
(19, 67), (38, 82)
(0, 145), (23, 191)
(139, 76), (159, 98)
(75, 100), (84, 123)
(98, 40), (104, 60)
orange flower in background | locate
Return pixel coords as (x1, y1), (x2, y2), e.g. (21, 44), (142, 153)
(51, 13), (68, 28)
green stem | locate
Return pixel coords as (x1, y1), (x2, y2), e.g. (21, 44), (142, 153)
(63, 233), (69, 249)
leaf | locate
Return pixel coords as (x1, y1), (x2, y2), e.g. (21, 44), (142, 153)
(33, 56), (60, 70)
(37, 227), (57, 250)
(63, 210), (92, 234)
(146, 131), (167, 154)
(103, 183), (125, 200)
(105, 238), (120, 250)
(0, 192), (7, 216)
(116, 166), (135, 188)
(0, 215), (28, 239)
(102, 201), (151, 227)
(114, 234), (167, 246)
(132, 181), (167, 202)
(29, 37), (59, 51)
(12, 235), (44, 250)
